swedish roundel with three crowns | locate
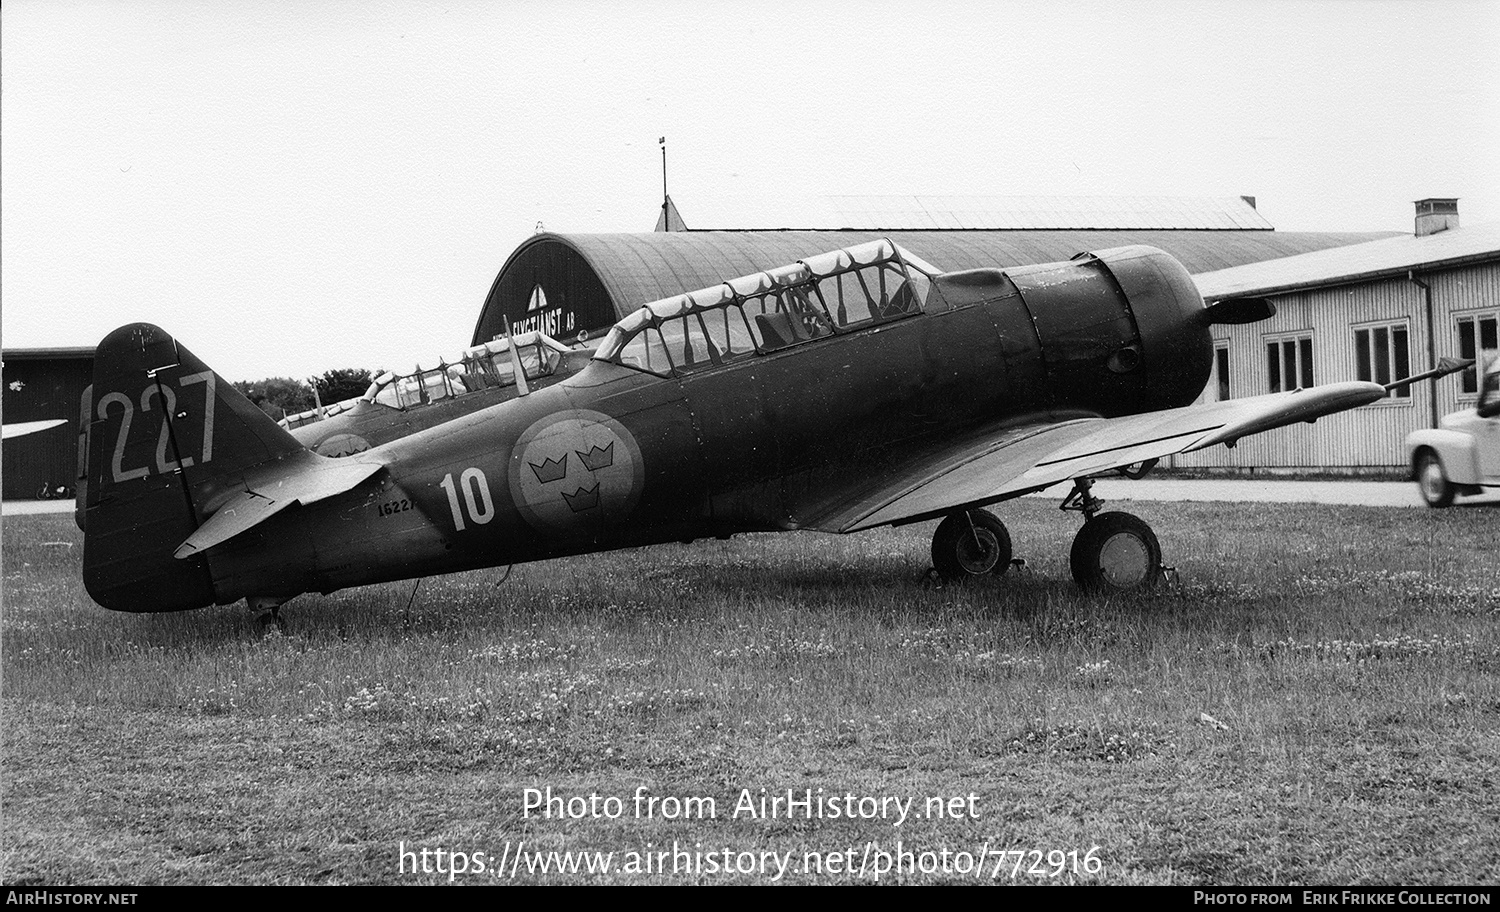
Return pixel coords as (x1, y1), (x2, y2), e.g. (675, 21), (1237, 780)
(508, 409), (645, 538)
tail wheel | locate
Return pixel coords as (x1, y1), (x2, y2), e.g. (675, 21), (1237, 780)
(932, 509), (1012, 580)
(1070, 511), (1161, 592)
(1415, 450), (1455, 508)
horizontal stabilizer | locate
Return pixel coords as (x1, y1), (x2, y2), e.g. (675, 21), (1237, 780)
(174, 491), (291, 558)
(175, 453), (384, 558)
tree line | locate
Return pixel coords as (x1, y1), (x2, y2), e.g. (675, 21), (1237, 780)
(232, 368), (374, 419)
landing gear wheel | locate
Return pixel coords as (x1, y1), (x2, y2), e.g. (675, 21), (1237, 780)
(1070, 511), (1162, 593)
(248, 595), (291, 632)
(1415, 451), (1455, 508)
(931, 509), (1012, 580)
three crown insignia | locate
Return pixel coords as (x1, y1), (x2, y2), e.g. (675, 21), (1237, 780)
(529, 442), (618, 485)
(525, 429), (626, 517)
(561, 483), (600, 513)
(529, 455), (568, 483)
(576, 442), (615, 471)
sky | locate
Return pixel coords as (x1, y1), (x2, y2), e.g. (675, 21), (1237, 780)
(3, 0), (1498, 382)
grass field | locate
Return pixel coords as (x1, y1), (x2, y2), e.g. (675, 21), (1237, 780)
(3, 499), (1497, 885)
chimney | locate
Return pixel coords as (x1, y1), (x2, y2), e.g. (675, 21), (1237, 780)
(1414, 198), (1459, 237)
(1240, 195), (1257, 209)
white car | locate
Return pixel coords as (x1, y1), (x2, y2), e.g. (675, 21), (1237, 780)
(1405, 355), (1500, 507)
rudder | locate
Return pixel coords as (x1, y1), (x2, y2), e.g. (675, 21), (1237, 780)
(81, 323), (306, 612)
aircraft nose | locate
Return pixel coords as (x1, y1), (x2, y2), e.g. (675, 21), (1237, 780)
(1095, 244), (1207, 328)
(1092, 245), (1214, 409)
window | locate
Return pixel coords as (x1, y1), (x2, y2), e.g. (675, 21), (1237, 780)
(1354, 321), (1411, 399)
(812, 261), (921, 328)
(659, 314), (723, 370)
(594, 240), (936, 374)
(701, 305), (758, 360)
(1213, 342), (1231, 401)
(740, 287), (834, 352)
(454, 339), (560, 392)
(1266, 334), (1313, 393)
(1456, 312), (1498, 395)
(615, 327), (672, 377)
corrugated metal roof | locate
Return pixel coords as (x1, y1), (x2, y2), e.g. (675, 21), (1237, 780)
(670, 194), (1275, 230)
(473, 229), (1397, 344)
(1194, 221), (1500, 299)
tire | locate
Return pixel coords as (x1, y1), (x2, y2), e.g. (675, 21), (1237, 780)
(931, 509), (1012, 580)
(1415, 450), (1455, 508)
(1070, 511), (1162, 593)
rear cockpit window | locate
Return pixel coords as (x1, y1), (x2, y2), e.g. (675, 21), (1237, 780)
(741, 287), (834, 351)
(355, 335), (567, 411)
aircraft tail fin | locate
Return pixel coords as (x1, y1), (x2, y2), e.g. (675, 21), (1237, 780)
(81, 323), (315, 612)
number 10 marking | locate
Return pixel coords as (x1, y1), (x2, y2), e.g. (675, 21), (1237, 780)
(440, 468), (495, 531)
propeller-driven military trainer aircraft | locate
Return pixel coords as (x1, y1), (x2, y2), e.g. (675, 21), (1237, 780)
(79, 240), (1464, 617)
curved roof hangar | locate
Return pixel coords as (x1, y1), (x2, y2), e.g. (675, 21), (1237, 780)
(473, 229), (1397, 347)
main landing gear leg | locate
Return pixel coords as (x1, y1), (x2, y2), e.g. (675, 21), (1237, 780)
(248, 595), (291, 631)
(1063, 478), (1164, 593)
(930, 508), (1014, 581)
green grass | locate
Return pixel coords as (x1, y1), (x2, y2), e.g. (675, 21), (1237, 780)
(3, 501), (1498, 884)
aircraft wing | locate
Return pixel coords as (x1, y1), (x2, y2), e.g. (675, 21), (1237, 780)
(174, 451), (386, 558)
(817, 381), (1386, 533)
(2, 419), (68, 440)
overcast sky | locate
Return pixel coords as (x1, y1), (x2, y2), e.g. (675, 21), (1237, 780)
(3, 0), (1497, 382)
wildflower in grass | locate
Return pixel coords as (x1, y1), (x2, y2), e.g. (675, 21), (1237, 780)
(471, 638), (581, 663)
(1008, 717), (1169, 762)
(1289, 570), (1499, 613)
(606, 688), (708, 715)
(1075, 659), (1112, 685)
(182, 683), (242, 715)
(1251, 633), (1478, 664)
(342, 684), (406, 717)
(709, 633), (836, 663)
(950, 650), (1043, 675)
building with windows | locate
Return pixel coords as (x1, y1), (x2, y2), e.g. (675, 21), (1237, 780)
(1182, 200), (1500, 473)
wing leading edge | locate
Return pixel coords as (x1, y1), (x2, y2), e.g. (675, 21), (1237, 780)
(819, 381), (1386, 533)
